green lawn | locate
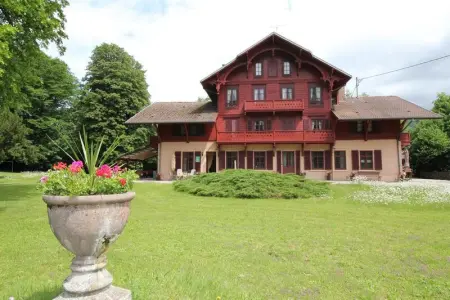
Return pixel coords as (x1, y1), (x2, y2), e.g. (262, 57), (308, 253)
(0, 172), (449, 299)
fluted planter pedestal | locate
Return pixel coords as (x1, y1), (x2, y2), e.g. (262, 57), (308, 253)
(43, 192), (135, 300)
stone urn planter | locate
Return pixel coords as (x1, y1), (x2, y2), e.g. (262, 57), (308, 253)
(43, 192), (135, 300)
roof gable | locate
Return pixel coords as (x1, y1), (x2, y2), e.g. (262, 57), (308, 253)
(200, 32), (351, 84)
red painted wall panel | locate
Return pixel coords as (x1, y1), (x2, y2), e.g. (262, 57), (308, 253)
(158, 123), (217, 142)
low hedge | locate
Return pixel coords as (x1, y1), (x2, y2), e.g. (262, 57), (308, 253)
(172, 169), (330, 199)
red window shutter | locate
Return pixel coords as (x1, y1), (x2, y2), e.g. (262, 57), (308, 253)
(374, 150), (382, 170)
(175, 152), (181, 170)
(266, 119), (272, 131)
(304, 151), (311, 170)
(304, 119), (311, 131)
(194, 151), (201, 172)
(277, 151), (282, 173)
(267, 151), (273, 170)
(219, 151), (225, 171)
(268, 59), (277, 77)
(352, 150), (359, 170)
(247, 151), (253, 169)
(225, 119), (231, 132)
(325, 150), (331, 170)
(296, 150), (301, 174)
(238, 151), (245, 169)
(247, 120), (252, 131)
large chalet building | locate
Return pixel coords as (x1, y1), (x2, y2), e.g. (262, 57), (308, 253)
(126, 33), (440, 181)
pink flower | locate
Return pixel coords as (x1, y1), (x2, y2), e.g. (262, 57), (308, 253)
(112, 165), (121, 173)
(119, 178), (126, 186)
(53, 162), (67, 170)
(96, 164), (112, 178)
(40, 176), (48, 184)
(69, 161), (84, 173)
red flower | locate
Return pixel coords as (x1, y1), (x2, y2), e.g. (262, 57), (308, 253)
(69, 161), (84, 173)
(96, 164), (112, 178)
(53, 162), (67, 170)
(119, 178), (127, 186)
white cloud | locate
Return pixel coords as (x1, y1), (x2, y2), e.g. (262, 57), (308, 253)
(50, 0), (450, 105)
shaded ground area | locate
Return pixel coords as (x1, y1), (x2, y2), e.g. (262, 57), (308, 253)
(0, 173), (449, 299)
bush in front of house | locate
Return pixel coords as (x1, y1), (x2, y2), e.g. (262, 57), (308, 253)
(172, 169), (330, 199)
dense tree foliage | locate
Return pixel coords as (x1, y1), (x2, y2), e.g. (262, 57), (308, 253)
(410, 93), (450, 174)
(76, 43), (151, 156)
(0, 0), (68, 109)
(0, 52), (79, 168)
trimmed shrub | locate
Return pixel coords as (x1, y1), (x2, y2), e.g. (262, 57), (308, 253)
(172, 170), (330, 199)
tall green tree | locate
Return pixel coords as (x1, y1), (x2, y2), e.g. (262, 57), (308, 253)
(410, 92), (450, 174)
(432, 92), (450, 136)
(0, 52), (79, 167)
(0, 0), (68, 109)
(76, 43), (151, 156)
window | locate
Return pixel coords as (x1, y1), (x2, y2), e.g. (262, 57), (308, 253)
(254, 151), (266, 169)
(281, 86), (293, 100)
(248, 119), (271, 131)
(226, 152), (238, 169)
(309, 85), (322, 104)
(189, 124), (205, 136)
(268, 59), (277, 77)
(226, 87), (238, 108)
(334, 151), (346, 170)
(255, 62), (263, 77)
(253, 86), (265, 100)
(182, 152), (194, 172)
(311, 119), (323, 130)
(356, 121), (363, 133)
(172, 124), (186, 136)
(283, 61), (291, 75)
(360, 151), (373, 170)
(225, 118), (239, 132)
(283, 151), (294, 167)
(281, 117), (296, 130)
(311, 151), (324, 169)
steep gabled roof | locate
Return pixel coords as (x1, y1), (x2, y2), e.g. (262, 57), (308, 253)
(200, 32), (352, 84)
(125, 101), (217, 124)
(333, 96), (441, 120)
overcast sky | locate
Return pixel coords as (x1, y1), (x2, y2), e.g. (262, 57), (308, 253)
(49, 0), (450, 108)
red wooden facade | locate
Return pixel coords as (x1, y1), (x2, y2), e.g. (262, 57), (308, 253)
(155, 33), (406, 147)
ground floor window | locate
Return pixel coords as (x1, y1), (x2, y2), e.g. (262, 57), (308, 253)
(226, 152), (238, 169)
(254, 151), (266, 169)
(360, 151), (373, 169)
(311, 151), (324, 169)
(334, 151), (346, 170)
(182, 152), (194, 172)
(283, 151), (294, 167)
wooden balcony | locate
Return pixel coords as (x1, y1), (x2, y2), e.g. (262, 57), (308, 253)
(217, 130), (333, 143)
(400, 132), (411, 147)
(244, 99), (304, 112)
(303, 130), (335, 143)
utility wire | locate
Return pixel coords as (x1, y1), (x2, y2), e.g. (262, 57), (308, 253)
(360, 54), (450, 81)
(354, 53), (450, 97)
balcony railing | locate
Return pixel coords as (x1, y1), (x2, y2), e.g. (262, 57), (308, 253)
(217, 130), (333, 143)
(400, 132), (411, 147)
(304, 130), (335, 143)
(245, 99), (304, 112)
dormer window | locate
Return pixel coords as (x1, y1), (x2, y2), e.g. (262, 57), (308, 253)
(283, 61), (291, 75)
(255, 62), (263, 77)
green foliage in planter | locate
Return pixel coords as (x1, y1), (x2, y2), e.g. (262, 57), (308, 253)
(38, 163), (138, 196)
(173, 170), (330, 199)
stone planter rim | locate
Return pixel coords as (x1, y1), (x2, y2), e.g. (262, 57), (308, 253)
(43, 191), (135, 206)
